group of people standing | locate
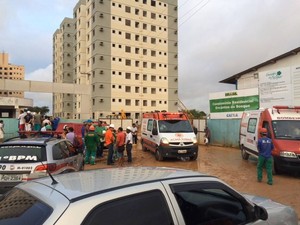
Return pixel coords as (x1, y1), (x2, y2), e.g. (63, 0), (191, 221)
(83, 120), (136, 167)
(17, 109), (60, 132)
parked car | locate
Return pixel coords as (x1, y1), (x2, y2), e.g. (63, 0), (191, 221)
(0, 167), (297, 224)
(0, 136), (84, 194)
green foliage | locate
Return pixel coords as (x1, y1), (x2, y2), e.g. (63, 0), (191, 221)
(26, 106), (50, 116)
(187, 109), (207, 119)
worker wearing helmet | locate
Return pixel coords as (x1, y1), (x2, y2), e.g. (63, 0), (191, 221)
(257, 127), (274, 185)
(84, 125), (99, 165)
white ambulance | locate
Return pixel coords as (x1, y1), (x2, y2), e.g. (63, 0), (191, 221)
(141, 111), (198, 161)
(239, 106), (300, 174)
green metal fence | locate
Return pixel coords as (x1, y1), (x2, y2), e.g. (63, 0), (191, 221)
(207, 119), (241, 148)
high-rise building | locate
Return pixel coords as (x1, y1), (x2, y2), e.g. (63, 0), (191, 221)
(53, 18), (75, 119)
(53, 0), (178, 120)
(0, 52), (24, 98)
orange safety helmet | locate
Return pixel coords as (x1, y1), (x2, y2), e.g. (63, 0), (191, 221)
(260, 127), (267, 134)
(89, 125), (95, 131)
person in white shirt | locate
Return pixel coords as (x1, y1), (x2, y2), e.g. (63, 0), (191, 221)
(18, 110), (26, 132)
(125, 126), (133, 163)
(131, 123), (138, 144)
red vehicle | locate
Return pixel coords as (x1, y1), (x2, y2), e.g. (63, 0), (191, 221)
(239, 106), (300, 174)
(56, 122), (85, 138)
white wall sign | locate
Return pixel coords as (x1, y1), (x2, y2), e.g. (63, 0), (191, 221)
(259, 67), (292, 107)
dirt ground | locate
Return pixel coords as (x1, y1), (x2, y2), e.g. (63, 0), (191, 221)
(85, 143), (300, 220)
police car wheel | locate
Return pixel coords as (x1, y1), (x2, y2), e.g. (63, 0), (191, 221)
(190, 155), (197, 161)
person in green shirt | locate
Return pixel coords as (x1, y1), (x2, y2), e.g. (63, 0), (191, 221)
(84, 125), (99, 165)
(95, 120), (106, 158)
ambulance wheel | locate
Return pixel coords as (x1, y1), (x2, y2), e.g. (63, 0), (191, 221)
(141, 141), (147, 152)
(155, 150), (164, 161)
(272, 158), (281, 175)
(241, 146), (249, 160)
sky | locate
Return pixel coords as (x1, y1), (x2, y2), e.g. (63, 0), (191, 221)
(1, 0), (300, 114)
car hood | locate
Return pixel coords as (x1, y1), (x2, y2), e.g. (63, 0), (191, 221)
(243, 194), (298, 225)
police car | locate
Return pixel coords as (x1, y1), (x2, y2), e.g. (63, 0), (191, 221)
(0, 136), (84, 194)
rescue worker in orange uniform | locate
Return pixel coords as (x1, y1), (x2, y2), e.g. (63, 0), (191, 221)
(105, 124), (115, 165)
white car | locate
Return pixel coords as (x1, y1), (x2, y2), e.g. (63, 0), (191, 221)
(0, 167), (298, 225)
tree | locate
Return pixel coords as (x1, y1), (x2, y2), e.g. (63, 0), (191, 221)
(27, 106), (50, 115)
(187, 109), (207, 119)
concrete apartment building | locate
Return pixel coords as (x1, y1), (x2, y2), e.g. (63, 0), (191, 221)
(0, 53), (24, 98)
(0, 53), (32, 118)
(53, 0), (178, 120)
(53, 18), (76, 119)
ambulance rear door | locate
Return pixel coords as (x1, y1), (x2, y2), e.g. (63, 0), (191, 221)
(243, 112), (260, 157)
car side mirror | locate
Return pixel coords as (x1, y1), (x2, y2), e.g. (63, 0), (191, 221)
(152, 128), (158, 135)
(254, 205), (268, 221)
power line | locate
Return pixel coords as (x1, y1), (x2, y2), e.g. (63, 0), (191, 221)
(179, 0), (210, 27)
(180, 0), (206, 20)
(178, 0), (190, 9)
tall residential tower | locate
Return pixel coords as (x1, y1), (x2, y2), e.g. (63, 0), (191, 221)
(53, 0), (178, 120)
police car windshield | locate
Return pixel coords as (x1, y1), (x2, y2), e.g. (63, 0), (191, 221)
(158, 120), (193, 133)
(0, 145), (47, 163)
(272, 120), (300, 140)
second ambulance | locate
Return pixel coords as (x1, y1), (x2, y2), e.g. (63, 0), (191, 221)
(239, 106), (300, 174)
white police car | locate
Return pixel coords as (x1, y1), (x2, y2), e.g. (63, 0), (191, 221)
(0, 167), (297, 224)
(0, 136), (84, 194)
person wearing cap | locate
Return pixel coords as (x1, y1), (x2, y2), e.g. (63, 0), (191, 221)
(257, 127), (274, 185)
(105, 124), (115, 165)
(125, 126), (133, 163)
(84, 125), (99, 165)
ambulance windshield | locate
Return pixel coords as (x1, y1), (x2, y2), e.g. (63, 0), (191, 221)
(272, 120), (300, 140)
(158, 120), (193, 133)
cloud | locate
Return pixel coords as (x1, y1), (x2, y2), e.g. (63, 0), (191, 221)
(24, 64), (53, 114)
(2, 0), (300, 116)
(178, 0), (300, 113)
(25, 64), (53, 82)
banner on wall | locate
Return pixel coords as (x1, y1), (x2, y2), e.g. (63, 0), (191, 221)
(209, 88), (259, 119)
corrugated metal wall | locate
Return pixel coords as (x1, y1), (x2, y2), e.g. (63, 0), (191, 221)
(1, 119), (19, 140)
(207, 119), (241, 148)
